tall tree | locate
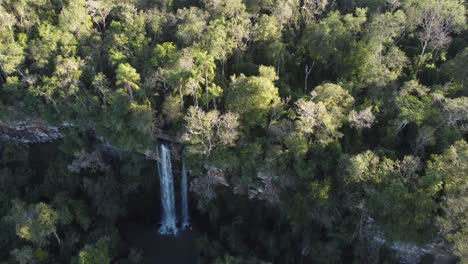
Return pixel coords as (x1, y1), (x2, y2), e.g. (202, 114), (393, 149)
(182, 106), (240, 156)
(429, 140), (468, 262)
(192, 50), (216, 108)
(115, 63), (141, 101)
(175, 7), (209, 46)
(295, 83), (354, 145)
(78, 237), (111, 264)
(342, 152), (441, 242)
(86, 0), (115, 33)
(59, 0), (93, 38)
(5, 200), (61, 246)
(402, 0), (466, 74)
(226, 66), (280, 128)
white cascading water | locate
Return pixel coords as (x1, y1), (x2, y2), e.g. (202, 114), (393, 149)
(158, 143), (178, 235)
(181, 161), (190, 229)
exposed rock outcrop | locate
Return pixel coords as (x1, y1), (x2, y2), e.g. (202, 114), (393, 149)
(0, 121), (68, 144)
(362, 215), (457, 264)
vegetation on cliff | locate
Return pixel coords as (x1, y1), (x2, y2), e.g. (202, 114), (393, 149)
(0, 0), (467, 263)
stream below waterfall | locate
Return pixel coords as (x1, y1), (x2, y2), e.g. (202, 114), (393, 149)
(121, 223), (197, 264)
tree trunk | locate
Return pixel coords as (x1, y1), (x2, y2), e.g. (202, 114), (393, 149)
(127, 85), (134, 101)
(102, 15), (107, 32)
(304, 63), (313, 93)
(179, 85), (184, 110)
(222, 61), (225, 78)
(414, 41), (428, 78)
(53, 230), (62, 245)
(205, 74), (209, 109)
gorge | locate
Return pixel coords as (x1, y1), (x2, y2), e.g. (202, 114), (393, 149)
(0, 0), (466, 262)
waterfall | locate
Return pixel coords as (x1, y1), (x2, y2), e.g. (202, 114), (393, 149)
(158, 143), (178, 235)
(181, 160), (190, 229)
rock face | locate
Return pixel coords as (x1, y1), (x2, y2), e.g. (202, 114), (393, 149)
(68, 149), (111, 173)
(362, 216), (457, 264)
(0, 121), (161, 161)
(0, 121), (66, 144)
(190, 167), (229, 211)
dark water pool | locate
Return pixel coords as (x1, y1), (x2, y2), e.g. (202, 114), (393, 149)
(121, 223), (198, 264)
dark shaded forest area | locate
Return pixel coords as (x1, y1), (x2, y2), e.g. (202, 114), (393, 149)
(0, 0), (467, 263)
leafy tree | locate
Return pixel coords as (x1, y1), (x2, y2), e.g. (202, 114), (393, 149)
(115, 63), (141, 100)
(395, 80), (433, 128)
(175, 7), (209, 46)
(11, 246), (35, 264)
(253, 15), (282, 43)
(300, 8), (368, 89)
(443, 97), (468, 131)
(1, 0), (51, 30)
(5, 200), (60, 246)
(203, 0), (251, 61)
(182, 106), (240, 156)
(253, 15), (286, 74)
(92, 73), (111, 104)
(342, 152), (441, 242)
(106, 11), (149, 66)
(28, 23), (78, 70)
(441, 47), (468, 87)
(162, 94), (183, 122)
(272, 0), (298, 26)
(0, 10), (25, 77)
(350, 10), (408, 89)
(59, 0), (93, 37)
(86, 0), (115, 33)
(143, 8), (167, 40)
(192, 50), (217, 107)
(154, 49), (194, 108)
(27, 55), (85, 111)
(53, 56), (84, 97)
(196, 18), (235, 73)
(52, 194), (92, 232)
(300, 0), (328, 22)
(428, 141), (468, 262)
(295, 83), (354, 145)
(226, 66), (280, 128)
(402, 0), (466, 72)
(99, 90), (155, 150)
(96, 94), (155, 149)
(0, 38), (24, 77)
(78, 237), (111, 264)
(151, 42), (179, 68)
(349, 107), (375, 130)
(83, 175), (125, 223)
(0, 6), (16, 34)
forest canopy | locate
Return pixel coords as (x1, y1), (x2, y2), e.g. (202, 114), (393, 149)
(0, 0), (467, 263)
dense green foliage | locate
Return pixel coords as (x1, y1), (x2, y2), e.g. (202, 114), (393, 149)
(0, 0), (467, 263)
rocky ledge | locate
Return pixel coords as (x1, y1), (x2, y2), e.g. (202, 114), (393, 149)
(0, 121), (69, 144)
